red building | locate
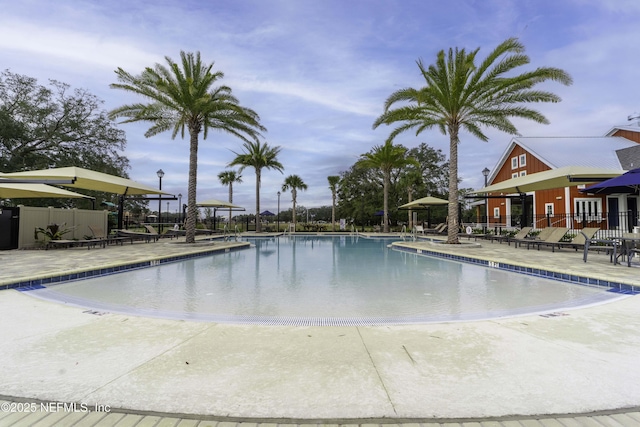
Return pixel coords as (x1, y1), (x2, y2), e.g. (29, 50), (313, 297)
(480, 123), (640, 232)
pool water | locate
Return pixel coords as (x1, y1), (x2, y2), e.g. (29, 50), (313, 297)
(26, 236), (621, 325)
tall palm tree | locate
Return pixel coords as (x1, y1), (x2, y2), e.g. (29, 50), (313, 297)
(218, 170), (242, 226)
(108, 51), (265, 243)
(356, 141), (418, 233)
(228, 140), (284, 232)
(327, 175), (340, 231)
(373, 37), (572, 243)
(282, 175), (308, 229)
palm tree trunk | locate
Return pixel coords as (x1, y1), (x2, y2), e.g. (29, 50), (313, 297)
(331, 191), (336, 232)
(408, 188), (413, 229)
(383, 170), (389, 233)
(228, 183), (233, 227)
(447, 128), (460, 244)
(186, 128), (199, 244)
(255, 169), (261, 232)
(292, 189), (297, 228)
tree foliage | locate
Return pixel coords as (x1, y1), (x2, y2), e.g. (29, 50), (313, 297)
(109, 51), (265, 242)
(228, 140), (284, 232)
(282, 174), (308, 227)
(0, 70), (131, 209)
(373, 37), (572, 243)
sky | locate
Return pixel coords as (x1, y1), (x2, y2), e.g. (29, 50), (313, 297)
(2, 0), (639, 215)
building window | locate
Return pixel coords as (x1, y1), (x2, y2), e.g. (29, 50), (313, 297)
(511, 157), (518, 169)
(519, 171), (527, 177)
(519, 154), (527, 167)
(574, 198), (602, 221)
(493, 207), (500, 218)
(545, 203), (554, 216)
(512, 172), (519, 179)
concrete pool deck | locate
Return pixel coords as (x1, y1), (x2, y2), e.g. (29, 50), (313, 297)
(1, 233), (640, 426)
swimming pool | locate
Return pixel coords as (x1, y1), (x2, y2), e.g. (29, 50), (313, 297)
(26, 236), (621, 325)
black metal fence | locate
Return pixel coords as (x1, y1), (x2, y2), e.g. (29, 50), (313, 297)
(474, 211), (640, 238)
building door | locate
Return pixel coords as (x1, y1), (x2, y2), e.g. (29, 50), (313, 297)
(0, 207), (19, 250)
(608, 197), (619, 229)
(627, 196), (638, 231)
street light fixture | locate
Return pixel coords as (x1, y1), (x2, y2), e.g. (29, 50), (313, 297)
(157, 169), (164, 232)
(482, 167), (490, 232)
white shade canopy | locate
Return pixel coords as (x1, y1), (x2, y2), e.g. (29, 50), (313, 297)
(0, 182), (94, 199)
(473, 166), (623, 194)
(2, 167), (171, 196)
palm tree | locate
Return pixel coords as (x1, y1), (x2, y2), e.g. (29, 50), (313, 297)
(373, 37), (571, 243)
(356, 141), (418, 233)
(218, 170), (242, 226)
(229, 140), (284, 232)
(282, 175), (308, 229)
(327, 175), (340, 231)
(108, 51), (265, 243)
(398, 169), (423, 229)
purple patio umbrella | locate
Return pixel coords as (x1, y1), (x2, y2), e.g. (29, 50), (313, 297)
(581, 168), (640, 195)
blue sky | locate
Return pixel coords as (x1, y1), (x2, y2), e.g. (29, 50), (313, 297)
(2, 0), (639, 215)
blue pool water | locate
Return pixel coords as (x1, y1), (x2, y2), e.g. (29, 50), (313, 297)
(27, 236), (621, 325)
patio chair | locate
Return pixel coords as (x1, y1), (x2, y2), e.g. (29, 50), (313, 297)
(525, 227), (570, 251)
(414, 225), (425, 234)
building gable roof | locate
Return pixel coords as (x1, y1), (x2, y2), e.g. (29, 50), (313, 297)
(605, 124), (640, 136)
(488, 136), (636, 184)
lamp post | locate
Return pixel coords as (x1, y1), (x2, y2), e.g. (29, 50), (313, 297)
(482, 167), (490, 232)
(277, 191), (281, 232)
(166, 202), (169, 224)
(178, 193), (182, 223)
(157, 169), (164, 232)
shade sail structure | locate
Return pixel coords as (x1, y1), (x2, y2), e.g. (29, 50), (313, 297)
(581, 167), (640, 195)
(1, 167), (170, 195)
(474, 166), (623, 194)
(260, 210), (275, 216)
(0, 183), (94, 199)
(197, 198), (245, 210)
(398, 196), (449, 210)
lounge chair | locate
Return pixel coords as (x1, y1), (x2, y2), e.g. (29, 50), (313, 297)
(425, 223), (447, 235)
(117, 226), (160, 243)
(525, 227), (570, 251)
(511, 227), (556, 248)
(414, 225), (425, 234)
(487, 227), (532, 245)
(89, 225), (130, 246)
(551, 227), (601, 252)
(582, 231), (620, 264)
(424, 222), (445, 233)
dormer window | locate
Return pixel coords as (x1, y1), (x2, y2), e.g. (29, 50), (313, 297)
(519, 154), (527, 167)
